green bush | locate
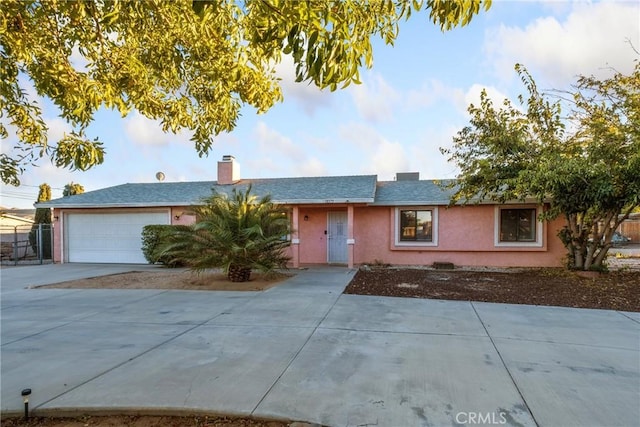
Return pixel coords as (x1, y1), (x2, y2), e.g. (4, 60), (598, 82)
(141, 225), (190, 267)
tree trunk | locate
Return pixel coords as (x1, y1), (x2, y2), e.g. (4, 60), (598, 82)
(591, 245), (610, 269)
(228, 265), (251, 282)
(568, 214), (583, 270)
(574, 249), (584, 270)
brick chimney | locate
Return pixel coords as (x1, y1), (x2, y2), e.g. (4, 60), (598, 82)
(217, 155), (240, 184)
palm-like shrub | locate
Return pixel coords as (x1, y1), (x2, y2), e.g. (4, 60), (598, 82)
(160, 186), (291, 282)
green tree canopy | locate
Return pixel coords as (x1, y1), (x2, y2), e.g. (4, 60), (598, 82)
(1, 0), (491, 185)
(35, 182), (51, 204)
(442, 61), (640, 271)
(63, 181), (85, 196)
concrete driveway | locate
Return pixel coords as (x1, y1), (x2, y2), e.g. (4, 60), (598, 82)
(1, 264), (638, 426)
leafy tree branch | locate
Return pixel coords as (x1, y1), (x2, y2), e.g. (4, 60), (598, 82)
(443, 60), (639, 271)
(1, 0), (490, 185)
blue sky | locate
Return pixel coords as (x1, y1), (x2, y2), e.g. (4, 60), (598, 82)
(2, 0), (639, 208)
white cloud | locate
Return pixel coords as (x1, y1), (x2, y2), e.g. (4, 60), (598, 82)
(45, 117), (74, 142)
(454, 84), (511, 115)
(124, 111), (191, 146)
(406, 79), (460, 109)
(485, 2), (640, 86)
(245, 156), (281, 176)
(336, 120), (464, 182)
(413, 125), (464, 179)
(350, 72), (400, 123)
(337, 122), (410, 178)
(404, 79), (509, 117)
(254, 121), (305, 162)
(250, 122), (328, 177)
(369, 140), (410, 179)
(274, 55), (332, 115)
(538, 0), (574, 16)
(304, 135), (331, 150)
(292, 157), (327, 177)
(337, 122), (384, 148)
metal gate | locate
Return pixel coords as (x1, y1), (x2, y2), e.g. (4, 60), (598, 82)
(0, 223), (54, 265)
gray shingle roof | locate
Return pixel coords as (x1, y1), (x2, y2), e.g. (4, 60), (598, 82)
(372, 180), (457, 205)
(37, 175), (379, 208)
(36, 175), (463, 209)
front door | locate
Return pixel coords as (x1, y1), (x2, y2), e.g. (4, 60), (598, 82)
(327, 211), (348, 264)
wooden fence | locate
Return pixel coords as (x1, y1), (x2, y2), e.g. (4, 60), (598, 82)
(619, 219), (640, 243)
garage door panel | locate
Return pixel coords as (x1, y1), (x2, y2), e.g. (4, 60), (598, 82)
(66, 212), (170, 263)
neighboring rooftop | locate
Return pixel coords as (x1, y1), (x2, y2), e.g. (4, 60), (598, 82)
(0, 208), (36, 220)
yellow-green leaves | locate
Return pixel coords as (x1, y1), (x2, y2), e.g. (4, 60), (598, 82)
(53, 133), (105, 171)
(63, 181), (84, 196)
(446, 61), (640, 270)
(428, 0), (491, 31)
(1, 0), (490, 185)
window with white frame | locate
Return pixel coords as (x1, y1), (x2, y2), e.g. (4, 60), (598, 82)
(396, 207), (438, 246)
(495, 206), (542, 246)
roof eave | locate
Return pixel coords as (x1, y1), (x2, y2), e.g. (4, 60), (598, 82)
(36, 202), (196, 209)
(276, 198), (375, 204)
(370, 197), (550, 206)
(37, 198), (377, 209)
(370, 201), (450, 206)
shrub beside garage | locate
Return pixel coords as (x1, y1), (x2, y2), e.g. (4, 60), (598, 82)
(141, 224), (191, 267)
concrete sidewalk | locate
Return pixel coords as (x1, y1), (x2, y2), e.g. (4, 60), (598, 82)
(1, 264), (639, 426)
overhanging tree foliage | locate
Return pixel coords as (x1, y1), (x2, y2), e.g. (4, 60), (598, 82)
(442, 61), (640, 271)
(159, 186), (291, 282)
(1, 0), (491, 185)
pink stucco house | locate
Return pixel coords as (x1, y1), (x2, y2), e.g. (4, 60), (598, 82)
(38, 156), (566, 268)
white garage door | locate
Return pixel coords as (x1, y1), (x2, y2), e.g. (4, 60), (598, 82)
(65, 211), (170, 263)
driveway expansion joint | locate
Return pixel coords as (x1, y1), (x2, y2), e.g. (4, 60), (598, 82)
(470, 302), (540, 427)
(249, 291), (346, 416)
(32, 292), (262, 412)
(482, 334), (640, 351)
(317, 325), (488, 338)
(617, 311), (640, 324)
(32, 322), (202, 411)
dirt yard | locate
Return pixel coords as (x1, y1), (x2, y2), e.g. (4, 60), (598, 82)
(345, 267), (640, 312)
(35, 270), (292, 292)
(0, 414), (292, 427)
(36, 264), (639, 312)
